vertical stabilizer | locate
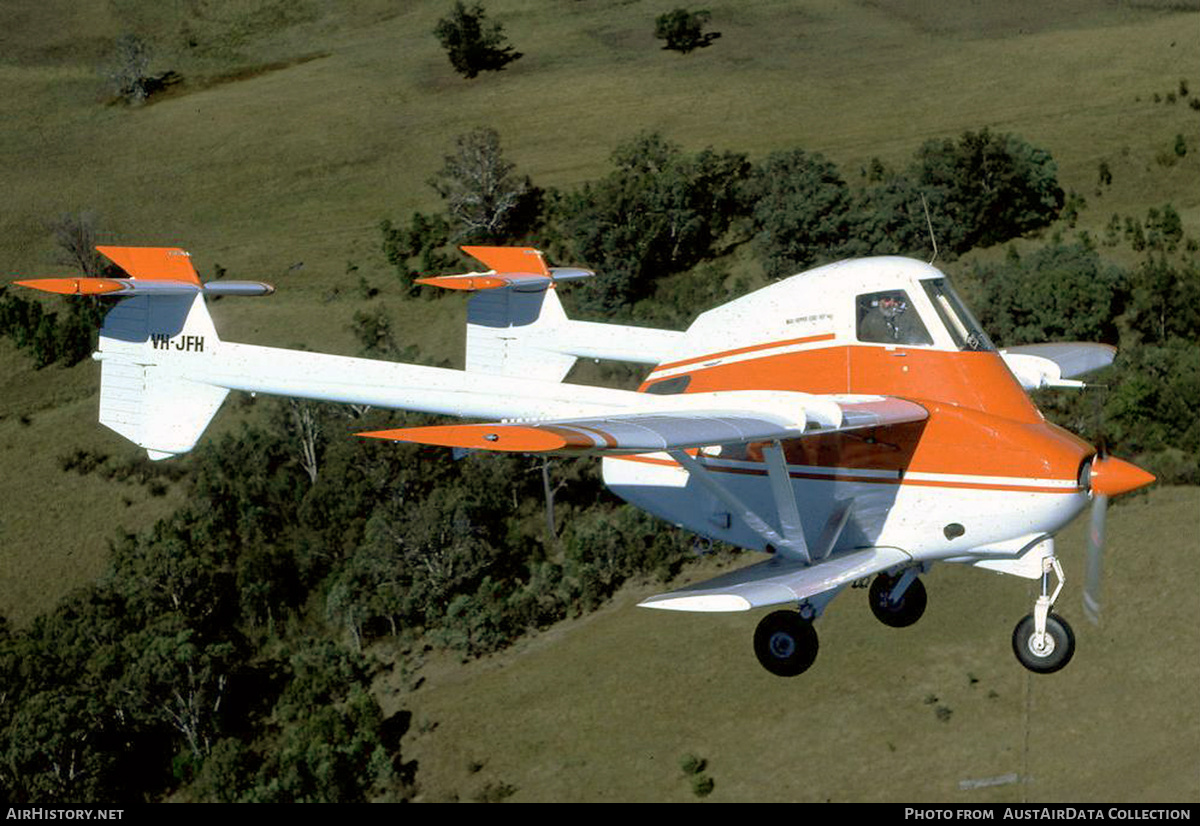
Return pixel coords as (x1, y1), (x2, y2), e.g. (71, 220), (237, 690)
(465, 287), (577, 382)
(96, 293), (228, 459)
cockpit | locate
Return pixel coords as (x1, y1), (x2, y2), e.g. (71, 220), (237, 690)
(856, 277), (993, 352)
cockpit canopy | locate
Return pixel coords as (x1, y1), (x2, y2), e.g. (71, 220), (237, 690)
(855, 278), (993, 352)
(678, 257), (997, 363)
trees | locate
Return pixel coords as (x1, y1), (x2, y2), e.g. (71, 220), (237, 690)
(428, 127), (540, 243)
(747, 149), (853, 278)
(557, 132), (753, 313)
(909, 128), (1064, 252)
(433, 2), (522, 79)
(105, 34), (153, 104)
(969, 243), (1128, 347)
(654, 8), (721, 53)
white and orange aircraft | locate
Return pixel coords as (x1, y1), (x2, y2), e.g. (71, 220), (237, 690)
(16, 244), (1155, 676)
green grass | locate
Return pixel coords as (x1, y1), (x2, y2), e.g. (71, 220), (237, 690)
(0, 0), (1198, 800)
(393, 486), (1200, 802)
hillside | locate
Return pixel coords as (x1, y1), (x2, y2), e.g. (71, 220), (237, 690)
(3, 0), (1198, 625)
(396, 487), (1200, 803)
(0, 0), (1197, 803)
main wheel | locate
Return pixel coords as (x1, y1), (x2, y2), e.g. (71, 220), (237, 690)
(869, 573), (927, 628)
(753, 611), (819, 677)
(1012, 613), (1076, 674)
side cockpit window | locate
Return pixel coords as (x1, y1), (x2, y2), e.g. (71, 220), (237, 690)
(856, 290), (933, 346)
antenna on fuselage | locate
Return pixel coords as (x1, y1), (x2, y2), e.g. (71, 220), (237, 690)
(921, 193), (939, 265)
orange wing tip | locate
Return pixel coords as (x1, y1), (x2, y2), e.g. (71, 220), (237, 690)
(358, 424), (569, 453)
(14, 277), (130, 295)
(461, 246), (549, 277)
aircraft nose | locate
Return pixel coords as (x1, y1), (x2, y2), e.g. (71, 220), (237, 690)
(1089, 455), (1156, 497)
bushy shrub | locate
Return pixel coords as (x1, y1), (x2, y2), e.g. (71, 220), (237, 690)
(433, 2), (522, 79)
(654, 8), (721, 53)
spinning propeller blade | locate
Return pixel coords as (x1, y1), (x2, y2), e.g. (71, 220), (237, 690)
(1081, 443), (1156, 625)
(1082, 489), (1108, 625)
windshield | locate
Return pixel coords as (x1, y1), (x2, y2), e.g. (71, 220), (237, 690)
(921, 279), (994, 352)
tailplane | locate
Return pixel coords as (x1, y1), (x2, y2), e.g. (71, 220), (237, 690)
(17, 246), (271, 459)
(419, 246), (684, 378)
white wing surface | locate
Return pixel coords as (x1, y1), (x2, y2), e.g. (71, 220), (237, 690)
(1001, 342), (1116, 389)
(638, 547), (913, 612)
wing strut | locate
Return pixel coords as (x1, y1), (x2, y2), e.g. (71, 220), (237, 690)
(761, 442), (811, 563)
(669, 442), (811, 563)
(813, 497), (855, 562)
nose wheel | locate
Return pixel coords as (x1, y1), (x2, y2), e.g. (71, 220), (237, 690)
(1012, 612), (1075, 673)
(1012, 555), (1076, 674)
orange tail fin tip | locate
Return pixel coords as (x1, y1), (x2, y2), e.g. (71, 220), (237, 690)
(461, 246), (550, 276)
(97, 246), (201, 284)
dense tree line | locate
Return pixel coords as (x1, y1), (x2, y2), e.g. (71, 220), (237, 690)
(383, 127), (1065, 318)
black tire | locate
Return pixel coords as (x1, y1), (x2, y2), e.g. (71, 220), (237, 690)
(1012, 613), (1076, 674)
(753, 610), (819, 677)
(869, 574), (927, 628)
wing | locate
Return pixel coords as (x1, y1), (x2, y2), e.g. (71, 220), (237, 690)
(359, 393), (928, 455)
(638, 547), (912, 612)
(1001, 342), (1116, 389)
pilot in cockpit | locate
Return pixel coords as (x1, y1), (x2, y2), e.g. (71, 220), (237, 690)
(857, 290), (933, 346)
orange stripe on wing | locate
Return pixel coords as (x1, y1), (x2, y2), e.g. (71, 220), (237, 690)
(357, 424), (558, 452)
(359, 423), (596, 453)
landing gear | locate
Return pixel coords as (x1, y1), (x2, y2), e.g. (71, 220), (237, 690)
(868, 571), (927, 628)
(1012, 554), (1076, 674)
(753, 610), (819, 677)
(1012, 613), (1075, 674)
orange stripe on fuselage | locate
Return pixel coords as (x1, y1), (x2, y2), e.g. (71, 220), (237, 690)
(610, 453), (1081, 495)
(637, 342), (1092, 488)
(651, 333), (836, 373)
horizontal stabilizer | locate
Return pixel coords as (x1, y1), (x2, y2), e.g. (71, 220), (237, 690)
(15, 277), (273, 297)
(15, 246), (272, 298)
(416, 246), (593, 292)
(639, 547), (912, 612)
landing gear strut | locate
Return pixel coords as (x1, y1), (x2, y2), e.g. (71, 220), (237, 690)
(868, 571), (927, 628)
(1012, 555), (1076, 674)
(753, 610), (819, 677)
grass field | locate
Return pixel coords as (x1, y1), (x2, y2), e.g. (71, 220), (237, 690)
(394, 486), (1200, 803)
(1, 0), (1198, 802)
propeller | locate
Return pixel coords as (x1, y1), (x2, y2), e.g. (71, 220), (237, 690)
(1080, 442), (1156, 625)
